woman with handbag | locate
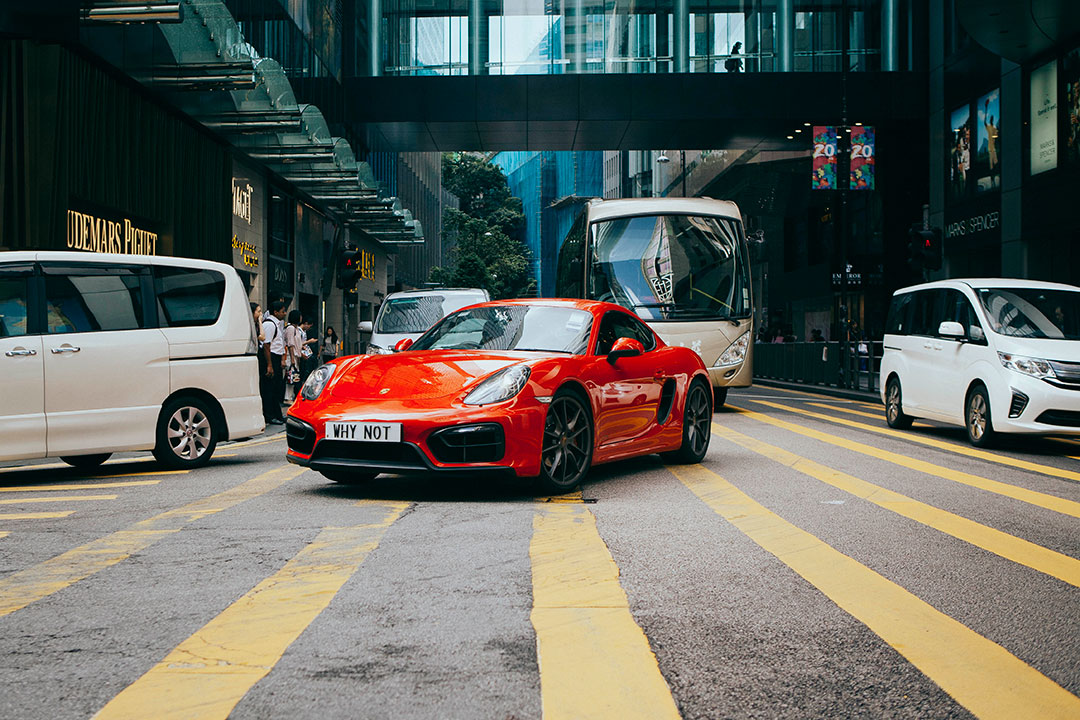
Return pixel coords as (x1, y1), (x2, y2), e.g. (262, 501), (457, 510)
(283, 310), (304, 402)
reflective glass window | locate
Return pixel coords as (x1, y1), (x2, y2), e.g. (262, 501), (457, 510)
(43, 267), (145, 334)
(154, 266), (226, 328)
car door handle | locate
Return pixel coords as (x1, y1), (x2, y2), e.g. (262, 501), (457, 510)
(50, 345), (81, 354)
(5, 348), (37, 357)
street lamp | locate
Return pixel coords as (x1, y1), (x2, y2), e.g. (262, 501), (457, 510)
(655, 151), (687, 196)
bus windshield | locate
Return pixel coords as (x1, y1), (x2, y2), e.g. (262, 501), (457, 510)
(588, 214), (750, 321)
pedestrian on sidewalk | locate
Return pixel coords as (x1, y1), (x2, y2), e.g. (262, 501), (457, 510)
(261, 300), (287, 424)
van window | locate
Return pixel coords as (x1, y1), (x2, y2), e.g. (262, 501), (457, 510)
(908, 290), (941, 336)
(155, 266), (225, 327)
(0, 270), (30, 337)
(884, 293), (914, 335)
(43, 267), (145, 334)
(941, 289), (986, 343)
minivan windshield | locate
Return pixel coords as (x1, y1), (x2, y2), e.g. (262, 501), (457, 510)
(375, 293), (485, 334)
(977, 287), (1080, 340)
(411, 305), (593, 354)
(588, 214), (750, 321)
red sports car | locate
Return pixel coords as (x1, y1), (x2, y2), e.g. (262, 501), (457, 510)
(285, 299), (713, 492)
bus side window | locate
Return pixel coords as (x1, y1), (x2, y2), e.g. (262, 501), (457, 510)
(556, 209), (587, 298)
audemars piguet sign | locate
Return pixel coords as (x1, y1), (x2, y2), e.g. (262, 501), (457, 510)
(66, 207), (158, 255)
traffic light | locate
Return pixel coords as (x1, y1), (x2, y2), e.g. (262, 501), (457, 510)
(337, 247), (360, 288)
(922, 226), (943, 271)
(907, 226), (925, 274)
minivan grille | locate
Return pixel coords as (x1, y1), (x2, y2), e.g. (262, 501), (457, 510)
(1049, 360), (1080, 385)
(1034, 410), (1080, 427)
(1009, 391), (1029, 418)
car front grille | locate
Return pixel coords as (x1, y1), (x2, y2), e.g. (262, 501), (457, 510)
(1049, 360), (1080, 386)
(312, 440), (427, 465)
(286, 417), (317, 455)
(1034, 410), (1080, 428)
(427, 423), (505, 464)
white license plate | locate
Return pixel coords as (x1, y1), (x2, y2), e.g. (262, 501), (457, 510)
(325, 421), (402, 443)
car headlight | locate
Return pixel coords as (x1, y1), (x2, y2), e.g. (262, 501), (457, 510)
(463, 365), (531, 406)
(367, 344), (386, 355)
(301, 363), (338, 401)
(714, 331), (750, 367)
(998, 352), (1057, 380)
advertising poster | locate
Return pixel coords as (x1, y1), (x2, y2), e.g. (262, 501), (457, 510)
(849, 125), (875, 190)
(811, 126), (837, 190)
(1030, 60), (1058, 175)
(949, 104), (972, 202)
(975, 89), (1001, 192)
(1065, 47), (1080, 165)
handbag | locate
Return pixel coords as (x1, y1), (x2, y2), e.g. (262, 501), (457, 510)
(286, 365), (301, 384)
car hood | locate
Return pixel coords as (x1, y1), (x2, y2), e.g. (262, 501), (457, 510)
(991, 336), (1080, 363)
(331, 351), (535, 401)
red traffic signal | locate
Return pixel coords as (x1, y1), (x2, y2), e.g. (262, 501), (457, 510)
(337, 248), (361, 288)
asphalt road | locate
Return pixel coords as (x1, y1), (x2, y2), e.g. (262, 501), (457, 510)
(1, 384), (1078, 719)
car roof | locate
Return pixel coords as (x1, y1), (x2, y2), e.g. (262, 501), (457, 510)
(893, 278), (1080, 294)
(586, 197), (741, 222)
(0, 251), (235, 273)
(384, 288), (488, 300)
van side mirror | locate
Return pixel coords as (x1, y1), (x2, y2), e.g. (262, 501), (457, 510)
(358, 321), (373, 333)
(938, 321), (965, 339)
(394, 338), (414, 352)
(607, 337), (645, 363)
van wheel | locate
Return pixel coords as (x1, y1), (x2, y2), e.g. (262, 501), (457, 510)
(966, 386), (996, 448)
(60, 454), (111, 470)
(153, 396), (218, 469)
(321, 470), (376, 484)
(885, 377), (913, 429)
(662, 381), (712, 464)
(713, 387), (728, 410)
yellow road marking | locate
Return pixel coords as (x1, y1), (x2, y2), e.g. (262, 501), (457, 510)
(808, 402), (935, 426)
(94, 499), (407, 720)
(0, 457), (155, 474)
(0, 494), (117, 505)
(669, 462), (1080, 720)
(768, 399), (1080, 484)
(731, 403), (1080, 518)
(94, 471), (186, 479)
(713, 423), (1080, 587)
(225, 435), (286, 449)
(540, 490), (585, 503)
(0, 531), (8, 539)
(0, 465), (304, 617)
(749, 383), (881, 409)
(531, 501), (680, 720)
(0, 512), (75, 520)
(0, 481), (160, 493)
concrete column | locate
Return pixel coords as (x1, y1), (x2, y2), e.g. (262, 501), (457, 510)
(882, 0), (899, 71)
(778, 0), (794, 72)
(368, 0), (382, 76)
(1000, 58), (1026, 277)
(570, 0), (585, 73)
(469, 0), (485, 75)
(673, 0), (689, 73)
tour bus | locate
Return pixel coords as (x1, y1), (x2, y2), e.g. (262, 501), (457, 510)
(555, 197), (753, 406)
(0, 252), (264, 469)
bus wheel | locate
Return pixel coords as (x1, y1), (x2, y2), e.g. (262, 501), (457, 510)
(713, 387), (728, 410)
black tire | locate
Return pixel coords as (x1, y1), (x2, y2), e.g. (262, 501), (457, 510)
(663, 381), (713, 464)
(537, 391), (594, 493)
(885, 377), (914, 429)
(713, 386), (728, 410)
(60, 453), (111, 470)
(152, 395), (219, 469)
(966, 385), (996, 448)
(321, 470), (377, 484)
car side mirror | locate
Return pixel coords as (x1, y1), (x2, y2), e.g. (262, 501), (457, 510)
(394, 338), (414, 352)
(938, 321), (965, 339)
(607, 337), (645, 363)
(358, 321), (373, 333)
(969, 325), (984, 342)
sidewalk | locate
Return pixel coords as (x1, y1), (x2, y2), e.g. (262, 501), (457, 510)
(746, 378), (882, 405)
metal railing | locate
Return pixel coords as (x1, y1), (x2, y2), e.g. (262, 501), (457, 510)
(752, 341), (883, 394)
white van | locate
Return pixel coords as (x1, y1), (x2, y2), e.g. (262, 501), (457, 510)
(0, 252), (264, 469)
(360, 287), (489, 354)
(880, 278), (1080, 446)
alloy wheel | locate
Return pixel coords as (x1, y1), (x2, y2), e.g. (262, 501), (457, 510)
(968, 393), (987, 441)
(166, 405), (212, 461)
(542, 396), (591, 487)
(887, 383), (900, 423)
(685, 385), (711, 457)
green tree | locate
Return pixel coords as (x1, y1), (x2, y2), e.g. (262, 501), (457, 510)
(432, 154), (534, 299)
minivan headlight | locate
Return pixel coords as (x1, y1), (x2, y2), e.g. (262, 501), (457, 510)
(998, 352), (1057, 380)
(714, 331), (750, 367)
(367, 344), (387, 355)
(301, 363), (338, 400)
(464, 365), (531, 406)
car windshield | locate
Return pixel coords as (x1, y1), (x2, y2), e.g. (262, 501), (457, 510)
(977, 287), (1080, 340)
(375, 294), (484, 334)
(589, 214), (750, 321)
(410, 305), (593, 354)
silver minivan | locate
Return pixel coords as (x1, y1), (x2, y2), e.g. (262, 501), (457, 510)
(0, 252), (264, 469)
(880, 278), (1080, 446)
(360, 287), (489, 354)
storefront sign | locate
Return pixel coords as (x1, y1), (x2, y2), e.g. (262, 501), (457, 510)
(359, 249), (376, 282)
(232, 236), (259, 268)
(66, 207), (158, 255)
(812, 126), (838, 190)
(849, 126), (875, 190)
(232, 179), (254, 224)
(1030, 61), (1058, 175)
(946, 210), (1000, 239)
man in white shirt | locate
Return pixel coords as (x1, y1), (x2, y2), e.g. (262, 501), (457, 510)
(260, 300), (288, 424)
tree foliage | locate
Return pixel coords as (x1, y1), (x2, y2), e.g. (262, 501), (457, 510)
(430, 154), (535, 299)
